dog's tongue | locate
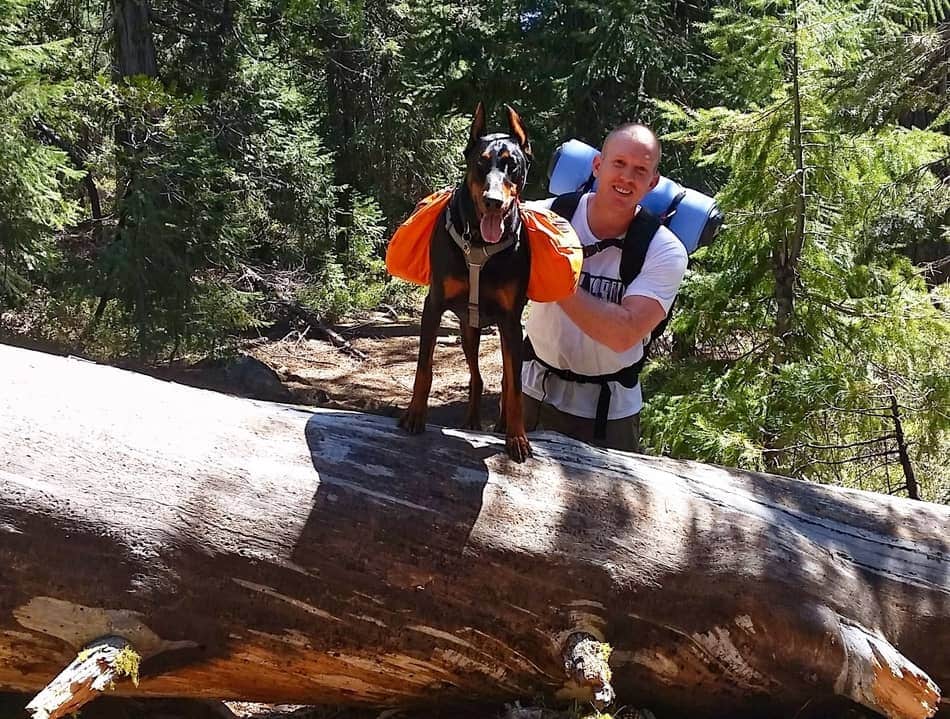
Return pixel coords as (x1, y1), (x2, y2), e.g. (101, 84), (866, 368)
(480, 212), (504, 244)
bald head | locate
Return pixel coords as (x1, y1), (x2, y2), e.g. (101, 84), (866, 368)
(603, 123), (661, 173)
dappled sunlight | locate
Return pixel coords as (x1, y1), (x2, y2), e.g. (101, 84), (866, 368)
(467, 444), (576, 557)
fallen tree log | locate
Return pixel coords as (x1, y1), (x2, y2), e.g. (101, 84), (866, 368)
(0, 343), (947, 719)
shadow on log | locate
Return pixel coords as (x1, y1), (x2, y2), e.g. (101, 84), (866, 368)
(0, 344), (947, 719)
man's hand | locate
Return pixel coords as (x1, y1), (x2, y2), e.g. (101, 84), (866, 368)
(557, 289), (667, 353)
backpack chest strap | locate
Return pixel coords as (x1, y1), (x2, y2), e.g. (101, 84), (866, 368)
(582, 238), (625, 258)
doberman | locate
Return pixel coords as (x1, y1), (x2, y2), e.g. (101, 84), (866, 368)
(399, 102), (533, 462)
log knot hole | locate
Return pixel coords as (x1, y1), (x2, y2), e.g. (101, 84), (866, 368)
(563, 632), (615, 709)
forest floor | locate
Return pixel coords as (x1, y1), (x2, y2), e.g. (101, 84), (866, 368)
(255, 308), (505, 428)
(153, 306), (508, 430)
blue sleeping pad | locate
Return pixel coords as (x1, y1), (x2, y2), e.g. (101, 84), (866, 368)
(547, 139), (723, 253)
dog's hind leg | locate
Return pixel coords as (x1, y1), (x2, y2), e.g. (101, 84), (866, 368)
(399, 293), (441, 434)
(459, 320), (483, 430)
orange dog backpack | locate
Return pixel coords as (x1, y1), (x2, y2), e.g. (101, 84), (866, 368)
(385, 189), (452, 286)
(385, 189), (582, 302)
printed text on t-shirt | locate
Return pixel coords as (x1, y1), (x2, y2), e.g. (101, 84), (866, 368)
(579, 272), (625, 305)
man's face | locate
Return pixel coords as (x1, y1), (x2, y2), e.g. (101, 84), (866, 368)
(592, 132), (660, 213)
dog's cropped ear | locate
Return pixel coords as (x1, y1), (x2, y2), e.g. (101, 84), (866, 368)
(465, 102), (487, 157)
(505, 104), (532, 161)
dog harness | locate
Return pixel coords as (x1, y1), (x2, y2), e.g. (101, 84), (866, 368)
(444, 190), (518, 328)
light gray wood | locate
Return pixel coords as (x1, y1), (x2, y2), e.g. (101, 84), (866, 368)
(25, 636), (135, 719)
(0, 344), (946, 718)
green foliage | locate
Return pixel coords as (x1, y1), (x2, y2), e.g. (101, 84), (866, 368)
(91, 78), (251, 356)
(833, 27), (950, 130)
(297, 190), (393, 322)
(0, 0), (82, 306)
(213, 57), (339, 265)
(648, 0), (950, 500)
(403, 0), (718, 194)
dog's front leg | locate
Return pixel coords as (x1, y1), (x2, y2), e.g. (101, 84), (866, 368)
(459, 321), (483, 430)
(400, 293), (441, 434)
(498, 313), (532, 462)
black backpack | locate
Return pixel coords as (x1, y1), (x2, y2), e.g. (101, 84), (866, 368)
(523, 190), (676, 440)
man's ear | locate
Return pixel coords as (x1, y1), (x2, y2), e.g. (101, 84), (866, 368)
(505, 104), (532, 161)
(465, 102), (487, 158)
(592, 154), (602, 178)
(648, 171), (660, 191)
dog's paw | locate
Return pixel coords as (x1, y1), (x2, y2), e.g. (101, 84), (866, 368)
(399, 407), (427, 434)
(505, 434), (532, 463)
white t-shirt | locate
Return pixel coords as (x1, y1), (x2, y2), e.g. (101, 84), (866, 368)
(522, 192), (688, 419)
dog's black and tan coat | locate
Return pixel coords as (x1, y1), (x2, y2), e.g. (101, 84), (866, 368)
(399, 103), (534, 462)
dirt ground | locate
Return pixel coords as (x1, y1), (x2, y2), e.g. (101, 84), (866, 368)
(159, 308), (508, 430)
(266, 311), (506, 429)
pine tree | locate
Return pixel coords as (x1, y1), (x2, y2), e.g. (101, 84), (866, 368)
(649, 0), (950, 500)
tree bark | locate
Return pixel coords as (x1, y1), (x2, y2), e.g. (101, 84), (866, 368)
(888, 387), (920, 501)
(773, 0), (808, 362)
(0, 344), (947, 719)
(114, 0), (158, 79)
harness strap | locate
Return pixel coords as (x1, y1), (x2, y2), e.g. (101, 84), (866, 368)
(445, 191), (518, 328)
(524, 338), (640, 440)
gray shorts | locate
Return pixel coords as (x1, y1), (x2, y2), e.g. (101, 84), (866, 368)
(522, 394), (641, 453)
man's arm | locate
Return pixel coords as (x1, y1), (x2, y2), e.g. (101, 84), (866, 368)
(557, 291), (666, 354)
(557, 228), (688, 353)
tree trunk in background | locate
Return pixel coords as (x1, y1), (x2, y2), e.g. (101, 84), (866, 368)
(114, 0), (158, 79)
(765, 2), (809, 471)
(0, 344), (946, 719)
(773, 0), (807, 361)
(110, 0), (160, 346)
(888, 387), (920, 500)
(325, 34), (365, 264)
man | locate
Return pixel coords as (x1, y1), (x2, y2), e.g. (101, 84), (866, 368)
(522, 124), (688, 452)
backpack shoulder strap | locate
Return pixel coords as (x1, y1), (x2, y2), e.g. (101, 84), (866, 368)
(550, 191), (584, 222)
(621, 208), (667, 374)
(551, 195), (664, 287)
(619, 207), (662, 287)
(552, 191), (627, 259)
